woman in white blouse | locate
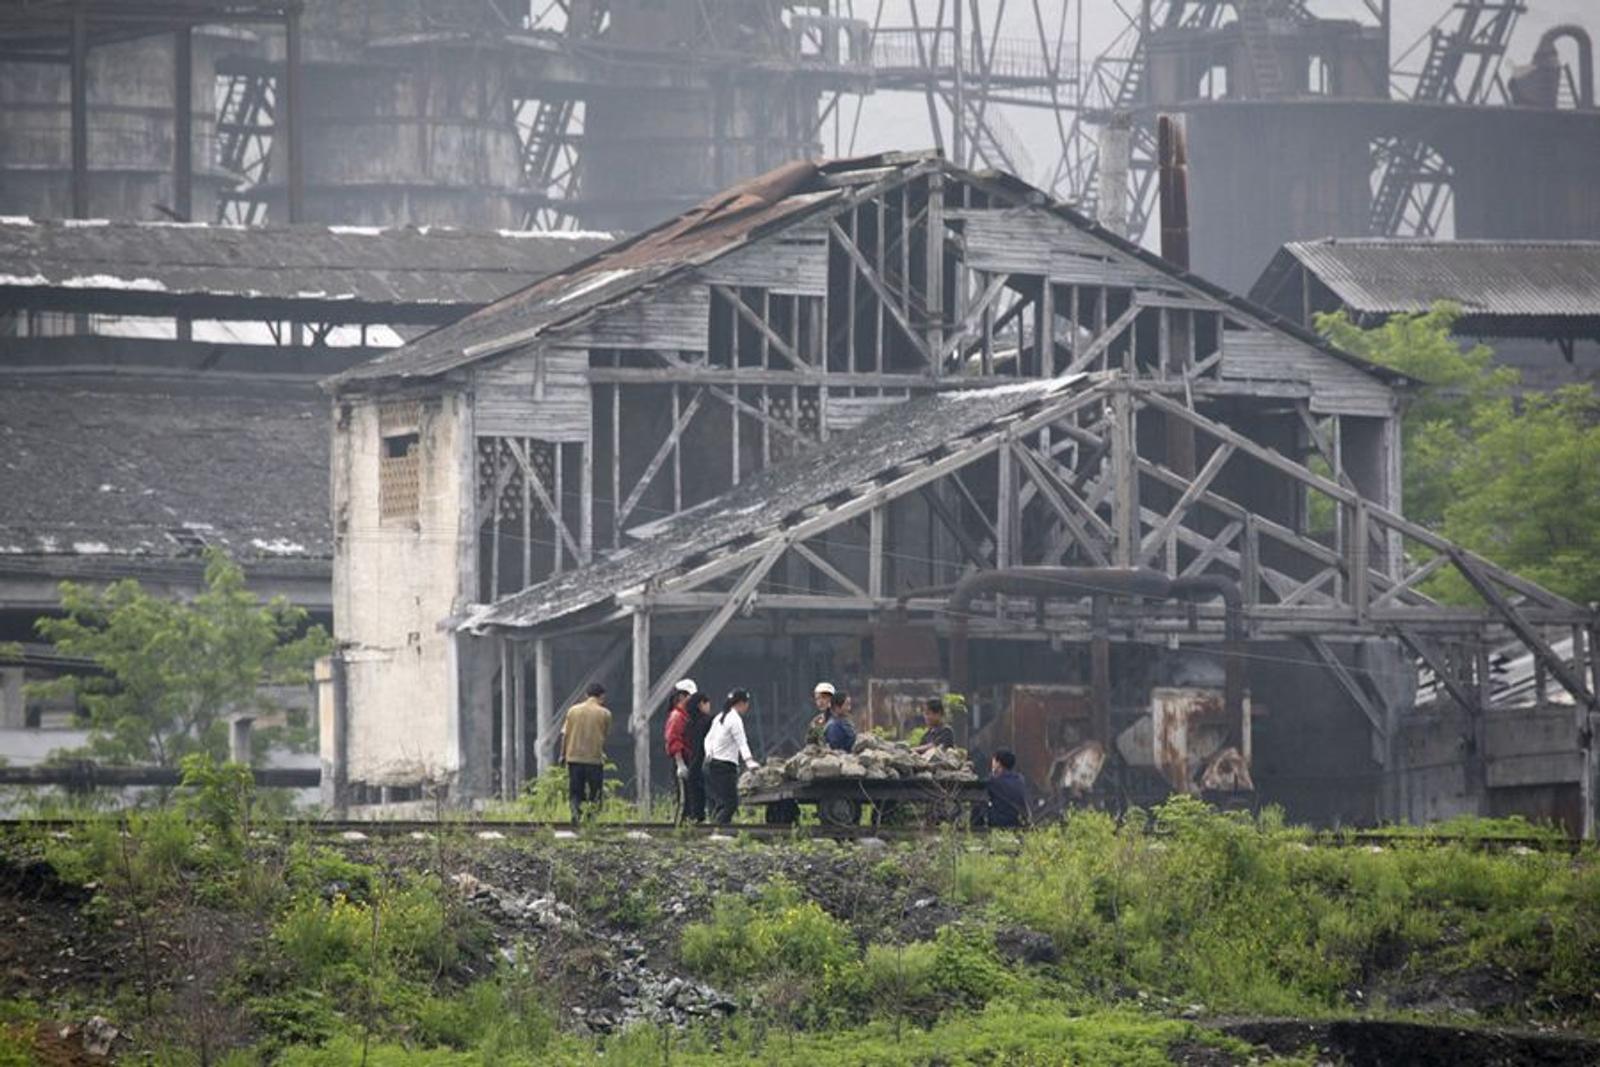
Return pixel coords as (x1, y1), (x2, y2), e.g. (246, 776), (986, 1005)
(703, 688), (759, 824)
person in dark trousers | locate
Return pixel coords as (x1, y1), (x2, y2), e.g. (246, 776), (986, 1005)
(560, 682), (612, 823)
(917, 698), (956, 750)
(703, 688), (759, 824)
(683, 691), (715, 822)
(983, 749), (1029, 828)
(822, 690), (856, 752)
(662, 678), (696, 823)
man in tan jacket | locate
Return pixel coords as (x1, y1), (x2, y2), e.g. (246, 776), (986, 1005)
(560, 682), (612, 822)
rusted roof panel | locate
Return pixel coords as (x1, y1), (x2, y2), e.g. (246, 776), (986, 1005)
(0, 218), (612, 317)
(0, 375), (330, 562)
(1271, 239), (1600, 320)
(328, 155), (923, 386)
(463, 377), (1090, 632)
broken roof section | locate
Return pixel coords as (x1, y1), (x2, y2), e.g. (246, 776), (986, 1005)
(332, 155), (872, 385)
(462, 376), (1091, 633)
(1253, 238), (1600, 338)
(0, 217), (612, 325)
(331, 150), (1405, 390)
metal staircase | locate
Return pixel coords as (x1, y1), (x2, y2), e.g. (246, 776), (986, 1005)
(1369, 0), (1522, 236)
(214, 68), (275, 224)
(1235, 0), (1286, 99)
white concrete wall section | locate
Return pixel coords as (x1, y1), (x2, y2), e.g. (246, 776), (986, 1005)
(333, 392), (470, 788)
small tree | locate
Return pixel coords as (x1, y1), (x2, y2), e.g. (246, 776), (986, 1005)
(32, 549), (330, 766)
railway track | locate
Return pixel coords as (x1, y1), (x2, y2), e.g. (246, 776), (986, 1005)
(0, 818), (1585, 852)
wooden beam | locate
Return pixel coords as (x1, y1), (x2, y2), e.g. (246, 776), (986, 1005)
(1304, 635), (1389, 763)
(637, 543), (788, 722)
(506, 439), (582, 564)
(714, 285), (808, 371)
(1013, 444), (1111, 566)
(918, 485), (992, 569)
(631, 609), (652, 814)
(1061, 302), (1140, 377)
(618, 389), (706, 525)
(1448, 549), (1598, 709)
(533, 637), (556, 775)
(941, 272), (1012, 363)
(707, 384), (810, 444)
(1395, 629), (1478, 715)
(1136, 442), (1234, 567)
(829, 220), (935, 368)
(792, 540), (869, 599)
(1111, 387), (1139, 566)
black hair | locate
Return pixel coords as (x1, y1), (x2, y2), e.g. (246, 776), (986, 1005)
(925, 698), (944, 715)
(692, 692), (711, 712)
(993, 749), (1017, 771)
(586, 682), (606, 698)
(829, 690), (849, 711)
(719, 688), (750, 723)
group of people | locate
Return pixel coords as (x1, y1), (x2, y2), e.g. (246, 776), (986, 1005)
(556, 677), (1027, 827)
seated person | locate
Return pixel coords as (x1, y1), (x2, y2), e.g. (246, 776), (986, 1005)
(982, 749), (1028, 828)
(917, 698), (956, 750)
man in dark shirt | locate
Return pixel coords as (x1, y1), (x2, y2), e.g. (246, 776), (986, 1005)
(983, 749), (1028, 828)
(918, 698), (956, 750)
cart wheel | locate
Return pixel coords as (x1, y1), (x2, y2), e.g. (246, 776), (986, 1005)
(818, 798), (862, 827)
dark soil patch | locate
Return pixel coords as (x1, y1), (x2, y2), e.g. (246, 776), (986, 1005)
(1222, 1018), (1600, 1067)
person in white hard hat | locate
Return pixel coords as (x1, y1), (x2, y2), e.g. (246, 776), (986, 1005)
(663, 678), (697, 823)
(806, 681), (837, 746)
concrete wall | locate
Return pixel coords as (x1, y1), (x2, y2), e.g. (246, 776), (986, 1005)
(332, 391), (472, 791)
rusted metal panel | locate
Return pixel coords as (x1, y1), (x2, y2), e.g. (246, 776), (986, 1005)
(1124, 687), (1254, 795)
(1008, 683), (1094, 791)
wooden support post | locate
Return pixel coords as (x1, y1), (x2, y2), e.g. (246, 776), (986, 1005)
(1111, 387), (1138, 567)
(926, 171), (946, 366)
(70, 12), (88, 219)
(996, 442), (1016, 569)
(1090, 596), (1112, 747)
(499, 638), (515, 800)
(1038, 279), (1054, 377)
(511, 642), (526, 794)
(868, 506), (885, 600)
(534, 638), (555, 775)
(611, 382), (622, 548)
(632, 608), (652, 814)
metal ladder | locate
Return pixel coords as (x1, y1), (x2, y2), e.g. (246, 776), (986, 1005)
(1234, 0), (1286, 99)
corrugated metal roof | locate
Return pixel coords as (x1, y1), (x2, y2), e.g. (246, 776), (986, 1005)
(463, 377), (1090, 632)
(0, 374), (330, 562)
(1274, 239), (1600, 318)
(0, 218), (612, 317)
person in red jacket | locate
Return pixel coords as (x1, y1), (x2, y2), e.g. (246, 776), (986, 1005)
(663, 678), (696, 822)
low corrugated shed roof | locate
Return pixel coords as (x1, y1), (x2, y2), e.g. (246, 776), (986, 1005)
(1258, 238), (1600, 323)
(0, 217), (612, 321)
(331, 155), (888, 386)
(0, 375), (330, 563)
(463, 377), (1088, 632)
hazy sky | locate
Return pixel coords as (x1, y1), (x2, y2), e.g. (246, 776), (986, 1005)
(847, 0), (1600, 183)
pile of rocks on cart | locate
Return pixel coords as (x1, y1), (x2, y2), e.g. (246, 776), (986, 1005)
(739, 735), (978, 794)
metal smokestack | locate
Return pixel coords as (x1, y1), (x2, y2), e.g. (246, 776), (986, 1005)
(1158, 114), (1190, 269)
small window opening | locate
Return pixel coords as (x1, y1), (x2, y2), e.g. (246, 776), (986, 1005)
(378, 401), (423, 523)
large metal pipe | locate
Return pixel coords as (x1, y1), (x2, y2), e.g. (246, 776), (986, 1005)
(1510, 25), (1595, 109)
(946, 567), (1248, 752)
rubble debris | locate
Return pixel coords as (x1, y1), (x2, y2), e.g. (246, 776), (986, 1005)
(739, 736), (978, 794)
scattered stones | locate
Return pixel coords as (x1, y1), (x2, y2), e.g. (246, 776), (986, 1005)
(82, 1016), (119, 1057)
(338, 831), (368, 842)
(740, 737), (979, 795)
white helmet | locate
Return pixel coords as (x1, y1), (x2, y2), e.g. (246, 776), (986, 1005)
(813, 682), (836, 696)
(674, 678), (697, 694)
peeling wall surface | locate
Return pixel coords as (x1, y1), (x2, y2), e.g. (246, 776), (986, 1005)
(332, 393), (470, 789)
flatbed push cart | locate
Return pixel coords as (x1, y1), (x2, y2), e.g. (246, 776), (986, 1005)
(742, 779), (988, 827)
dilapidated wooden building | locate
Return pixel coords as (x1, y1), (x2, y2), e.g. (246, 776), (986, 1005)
(325, 153), (1598, 832)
